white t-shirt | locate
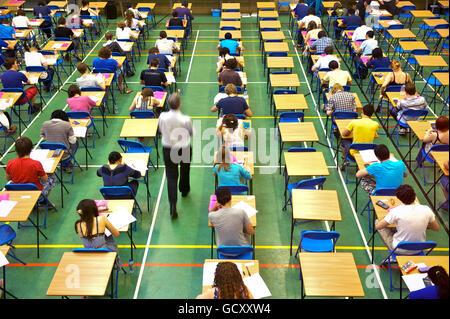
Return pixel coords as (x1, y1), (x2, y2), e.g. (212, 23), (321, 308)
(352, 25), (373, 41)
(156, 38), (179, 54)
(116, 27), (133, 40)
(300, 15), (321, 28)
(313, 55), (340, 71)
(12, 16), (30, 28)
(214, 92), (228, 105)
(24, 51), (47, 67)
(360, 38), (378, 56)
(384, 203), (436, 251)
(125, 18), (140, 30)
(323, 69), (352, 88)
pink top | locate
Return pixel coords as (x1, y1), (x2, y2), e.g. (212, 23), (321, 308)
(67, 96), (96, 113)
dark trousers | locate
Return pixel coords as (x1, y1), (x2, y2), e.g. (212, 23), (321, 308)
(381, 1), (398, 15)
(163, 146), (191, 205)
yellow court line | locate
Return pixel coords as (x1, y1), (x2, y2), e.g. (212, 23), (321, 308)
(11, 244), (450, 251)
(94, 116), (322, 119)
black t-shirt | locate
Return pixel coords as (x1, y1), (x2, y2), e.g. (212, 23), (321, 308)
(140, 69), (168, 87)
(168, 18), (184, 27)
(54, 27), (74, 38)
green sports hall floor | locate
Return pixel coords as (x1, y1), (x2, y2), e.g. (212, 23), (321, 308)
(0, 11), (449, 300)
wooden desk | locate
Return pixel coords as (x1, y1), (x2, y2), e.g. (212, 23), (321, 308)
(221, 12), (241, 20)
(89, 2), (108, 9)
(28, 19), (44, 27)
(172, 2), (192, 9)
(387, 29), (416, 39)
(258, 10), (279, 18)
(411, 10), (436, 18)
(221, 3), (240, 10)
(259, 20), (281, 29)
(120, 118), (158, 138)
(257, 2), (276, 9)
(438, 0), (450, 7)
(269, 73), (300, 88)
(47, 1), (67, 8)
(1, 1), (25, 8)
(273, 94), (307, 112)
(399, 40), (428, 52)
(42, 41), (72, 52)
(396, 1), (415, 8)
(13, 29), (31, 39)
(202, 259), (259, 293)
(263, 41), (289, 53)
(423, 18), (449, 28)
(80, 91), (105, 107)
(299, 252), (365, 298)
(335, 119), (354, 139)
(378, 20), (403, 29)
(0, 92), (22, 110)
(219, 30), (241, 40)
(414, 55), (448, 68)
(408, 120), (433, 141)
(261, 31), (285, 41)
(431, 152), (449, 176)
(322, 1), (341, 8)
(164, 29), (185, 39)
(437, 28), (449, 38)
(371, 196), (422, 229)
(267, 56), (294, 69)
(397, 256), (449, 276)
(47, 252), (117, 297)
(135, 3), (156, 10)
(220, 20), (241, 29)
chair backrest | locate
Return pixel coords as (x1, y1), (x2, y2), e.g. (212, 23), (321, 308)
(220, 26), (237, 30)
(264, 39), (282, 42)
(39, 142), (68, 152)
(410, 49), (431, 56)
(168, 26), (184, 30)
(394, 241), (437, 255)
(137, 7), (152, 12)
(4, 183), (39, 191)
(25, 66), (46, 73)
(429, 144), (450, 153)
(332, 111), (358, 120)
(401, 109), (428, 119)
(229, 145), (248, 152)
(232, 113), (246, 120)
(385, 85), (403, 93)
(216, 245), (254, 259)
(279, 111), (304, 122)
(270, 71), (291, 75)
(72, 248), (112, 253)
(268, 51), (288, 57)
(142, 85), (165, 92)
(372, 188), (397, 196)
(261, 27), (278, 32)
(100, 186), (134, 197)
(80, 86), (103, 92)
(434, 24), (449, 30)
(117, 139), (146, 153)
(287, 147), (316, 152)
(273, 89), (296, 95)
(219, 85), (243, 94)
(54, 37), (70, 41)
(92, 68), (113, 74)
(157, 67), (168, 72)
(1, 88), (25, 94)
(130, 110), (155, 118)
(0, 224), (16, 244)
(342, 85), (351, 92)
(260, 17), (277, 21)
(66, 111), (91, 119)
(294, 176), (327, 189)
(388, 24), (404, 30)
(301, 230), (340, 242)
(217, 184), (249, 195)
(373, 67), (393, 72)
(349, 143), (377, 152)
(399, 5), (416, 11)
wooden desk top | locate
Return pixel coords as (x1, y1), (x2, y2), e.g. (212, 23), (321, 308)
(222, 2), (240, 10)
(259, 20), (281, 29)
(0, 191), (41, 222)
(299, 252), (365, 297)
(45, 149), (64, 174)
(267, 56), (294, 69)
(2, 1), (25, 8)
(202, 259), (259, 293)
(437, 28), (449, 38)
(385, 91), (404, 108)
(121, 152), (150, 177)
(164, 29), (185, 39)
(47, 251), (117, 296)
(274, 94), (308, 111)
(231, 151), (254, 175)
(0, 246), (10, 257)
(220, 20), (241, 29)
(399, 40), (428, 52)
(111, 55), (126, 65)
(261, 31), (285, 40)
(95, 73), (114, 86)
(431, 152), (449, 176)
(264, 41), (289, 52)
(322, 1), (341, 8)
(28, 19), (44, 27)
(120, 118), (158, 138)
(14, 29), (31, 39)
(136, 3), (156, 10)
(335, 119), (354, 139)
(396, 1), (415, 7)
(414, 55), (448, 67)
(90, 2), (108, 9)
(387, 29), (416, 39)
(378, 20), (403, 29)
(209, 195), (257, 227)
(284, 151), (329, 177)
(397, 256), (449, 276)
(279, 122), (319, 143)
(173, 2), (192, 9)
(325, 92), (363, 109)
(270, 73), (300, 87)
(423, 18), (449, 27)
(258, 10), (279, 18)
(411, 10), (436, 18)
(132, 90), (167, 106)
(0, 92), (22, 109)
(408, 120), (434, 141)
(438, 0), (450, 6)
(47, 1), (67, 7)
(221, 12), (241, 20)
(42, 41), (72, 52)
(257, 2), (276, 9)
(292, 189), (342, 222)
(219, 30), (241, 40)
(80, 91), (105, 107)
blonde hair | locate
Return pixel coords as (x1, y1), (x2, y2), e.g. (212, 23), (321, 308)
(225, 83), (237, 95)
(117, 20), (125, 30)
(216, 145), (232, 172)
(331, 83), (344, 94)
(390, 59), (402, 71)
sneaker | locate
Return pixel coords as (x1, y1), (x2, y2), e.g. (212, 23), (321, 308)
(7, 126), (17, 135)
(64, 167), (73, 174)
(439, 202), (449, 212)
(399, 128), (407, 135)
(340, 161), (347, 171)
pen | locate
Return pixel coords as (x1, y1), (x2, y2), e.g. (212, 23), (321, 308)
(246, 266), (251, 276)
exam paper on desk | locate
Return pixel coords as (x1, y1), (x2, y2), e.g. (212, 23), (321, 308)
(0, 200), (18, 218)
(104, 208), (137, 237)
(0, 250), (9, 268)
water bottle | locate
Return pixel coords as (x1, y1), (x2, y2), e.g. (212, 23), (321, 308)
(128, 259), (134, 274)
(243, 89), (248, 100)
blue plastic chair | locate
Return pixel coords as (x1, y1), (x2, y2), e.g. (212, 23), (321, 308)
(100, 186), (143, 219)
(229, 145), (248, 152)
(268, 51), (288, 57)
(420, 69), (449, 102)
(296, 230), (340, 255)
(329, 111), (358, 148)
(117, 139), (156, 170)
(360, 188), (397, 233)
(217, 245), (254, 260)
(0, 224), (26, 265)
(66, 111), (100, 149)
(39, 142), (82, 184)
(380, 241), (437, 292)
(279, 111), (304, 123)
(142, 85), (166, 92)
(137, 7), (155, 28)
(130, 110), (155, 118)
(4, 183), (57, 229)
(217, 184), (249, 195)
(1, 88), (34, 125)
(392, 109), (428, 147)
(219, 85), (243, 94)
(283, 177), (327, 211)
(345, 143), (377, 184)
(414, 144), (450, 185)
(220, 26), (237, 30)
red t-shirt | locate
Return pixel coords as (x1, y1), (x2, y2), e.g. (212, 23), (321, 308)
(6, 157), (46, 190)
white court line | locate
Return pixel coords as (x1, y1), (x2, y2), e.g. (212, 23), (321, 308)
(133, 172), (166, 299)
(288, 30), (389, 298)
(185, 30), (200, 83)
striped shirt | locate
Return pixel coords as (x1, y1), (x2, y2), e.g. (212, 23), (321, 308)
(396, 95), (428, 124)
(309, 37), (333, 53)
(40, 119), (76, 157)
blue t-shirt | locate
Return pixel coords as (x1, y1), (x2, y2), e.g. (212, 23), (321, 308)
(409, 286), (440, 299)
(220, 39), (239, 55)
(0, 24), (15, 39)
(294, 4), (309, 19)
(366, 57), (391, 69)
(217, 96), (248, 115)
(33, 5), (52, 17)
(147, 53), (171, 69)
(343, 15), (362, 27)
(366, 160), (406, 193)
(213, 163), (251, 186)
(92, 57), (119, 73)
(0, 70), (28, 89)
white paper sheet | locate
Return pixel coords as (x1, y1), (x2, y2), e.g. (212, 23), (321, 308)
(45, 58), (57, 65)
(202, 262), (243, 286)
(402, 273), (431, 292)
(243, 273), (272, 299)
(89, 95), (102, 103)
(104, 208), (137, 237)
(0, 250), (9, 268)
(233, 201), (258, 219)
(128, 159), (148, 172)
(73, 126), (87, 137)
(0, 99), (13, 111)
(165, 72), (176, 83)
(0, 200), (17, 217)
(359, 149), (378, 163)
(30, 149), (50, 162)
(42, 158), (55, 172)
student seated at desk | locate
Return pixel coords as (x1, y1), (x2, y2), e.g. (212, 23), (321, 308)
(147, 46), (171, 70)
(11, 10), (32, 41)
(409, 266), (449, 299)
(125, 2), (142, 19)
(293, 1), (309, 21)
(24, 46), (54, 92)
(389, 82), (428, 134)
(79, 0), (98, 16)
(322, 60), (352, 90)
(208, 186), (254, 255)
(76, 62), (106, 90)
(33, 1), (53, 39)
(129, 87), (161, 113)
(174, 0), (194, 21)
(67, 84), (96, 114)
(75, 199), (122, 267)
(311, 45), (339, 75)
(356, 144), (407, 195)
(379, 59), (412, 100)
(416, 116), (449, 167)
(213, 145), (251, 186)
(341, 104), (379, 168)
(217, 114), (249, 148)
(309, 31), (333, 54)
(54, 17), (81, 61)
(97, 151), (142, 199)
(116, 20), (136, 40)
(0, 18), (15, 39)
(375, 184), (440, 256)
(351, 23), (373, 42)
(103, 31), (134, 77)
(440, 160), (449, 212)
(218, 58), (242, 87)
(334, 8), (362, 39)
(355, 30), (377, 56)
(169, 11), (184, 27)
(304, 21), (321, 44)
(217, 47), (243, 74)
(217, 32), (243, 56)
(140, 58), (169, 89)
(124, 9), (141, 30)
(211, 84), (253, 117)
(196, 262), (253, 299)
(156, 30), (180, 55)
(5, 137), (56, 197)
(324, 83), (356, 116)
(366, 47), (390, 69)
(296, 7), (321, 48)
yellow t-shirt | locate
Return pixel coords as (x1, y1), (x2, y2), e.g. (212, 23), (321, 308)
(346, 118), (379, 156)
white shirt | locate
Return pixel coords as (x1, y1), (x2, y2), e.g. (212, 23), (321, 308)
(158, 109), (193, 148)
(300, 15), (321, 28)
(313, 55), (340, 71)
(156, 38), (179, 54)
(0, 112), (9, 129)
(116, 27), (133, 40)
(360, 38), (378, 56)
(125, 18), (140, 30)
(12, 16), (30, 28)
(384, 203), (436, 251)
(352, 25), (373, 41)
(214, 92), (228, 105)
(24, 51), (47, 67)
